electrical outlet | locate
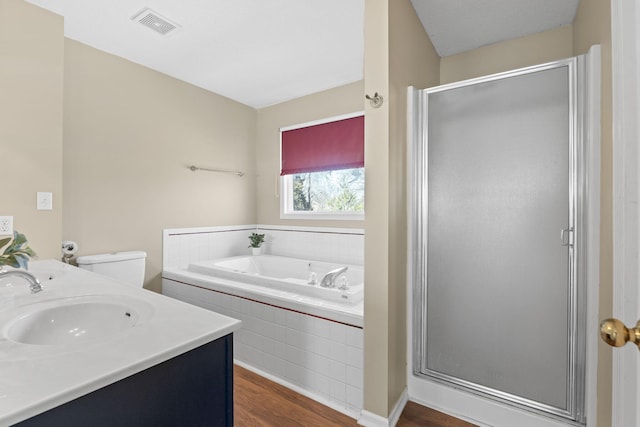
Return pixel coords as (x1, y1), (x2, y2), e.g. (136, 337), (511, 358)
(37, 192), (53, 211)
(0, 216), (13, 236)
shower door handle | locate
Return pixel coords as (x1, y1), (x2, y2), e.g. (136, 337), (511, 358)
(560, 227), (574, 247)
(600, 318), (640, 349)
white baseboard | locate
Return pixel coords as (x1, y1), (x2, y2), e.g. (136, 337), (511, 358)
(358, 410), (389, 427)
(234, 360), (360, 420)
(358, 388), (408, 427)
(408, 394), (491, 427)
(389, 388), (409, 426)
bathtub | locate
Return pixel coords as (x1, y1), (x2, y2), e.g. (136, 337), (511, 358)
(162, 253), (365, 416)
(161, 226), (364, 416)
(188, 255), (363, 304)
(162, 253), (364, 327)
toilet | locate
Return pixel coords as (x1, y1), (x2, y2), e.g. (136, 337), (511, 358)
(76, 251), (147, 287)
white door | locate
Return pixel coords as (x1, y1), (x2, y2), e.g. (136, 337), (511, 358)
(606, 1), (640, 426)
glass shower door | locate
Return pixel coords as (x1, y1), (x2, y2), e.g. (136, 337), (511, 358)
(413, 59), (584, 422)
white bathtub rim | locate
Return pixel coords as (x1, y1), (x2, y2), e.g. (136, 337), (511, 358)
(189, 255), (364, 305)
(162, 269), (364, 327)
(202, 254), (364, 278)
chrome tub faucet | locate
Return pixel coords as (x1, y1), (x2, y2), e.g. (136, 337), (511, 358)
(320, 266), (348, 288)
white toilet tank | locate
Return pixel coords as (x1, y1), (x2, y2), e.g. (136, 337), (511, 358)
(76, 251), (146, 287)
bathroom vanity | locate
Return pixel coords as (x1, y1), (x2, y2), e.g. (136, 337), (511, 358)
(0, 260), (241, 426)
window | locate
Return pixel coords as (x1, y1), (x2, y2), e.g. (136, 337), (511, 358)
(280, 113), (364, 220)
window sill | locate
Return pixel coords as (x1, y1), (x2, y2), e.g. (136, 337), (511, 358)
(280, 212), (365, 221)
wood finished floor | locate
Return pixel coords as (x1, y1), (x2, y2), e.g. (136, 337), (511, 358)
(234, 365), (477, 427)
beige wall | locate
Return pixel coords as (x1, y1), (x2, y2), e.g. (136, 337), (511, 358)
(255, 81), (364, 227)
(362, 0), (439, 418)
(387, 0), (439, 415)
(363, 0), (391, 416)
(0, 0), (63, 260)
(573, 1), (613, 426)
(63, 40), (257, 292)
(440, 25), (574, 84)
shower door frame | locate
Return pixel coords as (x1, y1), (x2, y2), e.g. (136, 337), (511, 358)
(408, 56), (599, 425)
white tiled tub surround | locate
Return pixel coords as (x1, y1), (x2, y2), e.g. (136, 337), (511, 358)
(258, 226), (364, 266)
(163, 224), (364, 269)
(163, 225), (256, 271)
(162, 224), (364, 418)
(163, 280), (364, 417)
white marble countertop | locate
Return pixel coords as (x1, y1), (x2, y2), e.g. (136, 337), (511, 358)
(0, 260), (241, 426)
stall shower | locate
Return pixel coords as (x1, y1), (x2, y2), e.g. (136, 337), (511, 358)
(409, 53), (599, 425)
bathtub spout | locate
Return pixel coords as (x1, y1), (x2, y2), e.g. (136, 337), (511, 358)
(320, 267), (348, 288)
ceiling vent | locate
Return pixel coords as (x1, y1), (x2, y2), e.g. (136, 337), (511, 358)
(131, 8), (180, 36)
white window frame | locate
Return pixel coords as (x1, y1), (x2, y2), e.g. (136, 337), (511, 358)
(279, 111), (365, 221)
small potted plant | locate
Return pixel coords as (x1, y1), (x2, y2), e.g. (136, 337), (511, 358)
(0, 231), (36, 270)
(248, 232), (265, 256)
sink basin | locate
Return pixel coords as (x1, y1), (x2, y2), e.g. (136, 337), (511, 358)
(5, 296), (153, 345)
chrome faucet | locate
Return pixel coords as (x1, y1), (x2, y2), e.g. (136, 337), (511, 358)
(320, 267), (348, 288)
(0, 269), (42, 294)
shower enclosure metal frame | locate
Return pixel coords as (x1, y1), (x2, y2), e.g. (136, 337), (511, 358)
(409, 57), (589, 424)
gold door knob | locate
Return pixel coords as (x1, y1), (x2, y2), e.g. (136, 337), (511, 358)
(600, 318), (640, 349)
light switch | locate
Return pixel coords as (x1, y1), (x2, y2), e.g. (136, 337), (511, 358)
(37, 192), (53, 211)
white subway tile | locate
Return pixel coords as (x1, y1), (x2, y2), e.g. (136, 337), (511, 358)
(262, 352), (286, 378)
(346, 366), (363, 388)
(310, 335), (332, 359)
(329, 360), (346, 383)
(262, 336), (282, 358)
(196, 234), (207, 259)
(263, 323), (286, 344)
(307, 371), (331, 399)
(309, 352), (331, 375)
(260, 304), (276, 323)
(286, 344), (307, 367)
(299, 330), (315, 352)
(285, 361), (303, 385)
(285, 328), (306, 349)
(231, 296), (243, 313)
(346, 345), (363, 368)
(271, 355), (288, 378)
(242, 314), (260, 334)
(234, 342), (250, 362)
(345, 327), (363, 349)
(330, 340), (346, 363)
(272, 308), (287, 326)
(329, 322), (347, 344)
(285, 310), (304, 331)
(308, 318), (332, 339)
(330, 379), (346, 402)
(234, 329), (247, 345)
(253, 349), (268, 371)
(346, 385), (363, 408)
(238, 329), (255, 347)
(243, 345), (261, 368)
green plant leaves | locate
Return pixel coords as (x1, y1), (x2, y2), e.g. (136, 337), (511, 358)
(0, 237), (11, 250)
(248, 232), (265, 248)
(0, 230), (36, 269)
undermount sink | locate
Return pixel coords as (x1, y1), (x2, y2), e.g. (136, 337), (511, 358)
(5, 296), (153, 345)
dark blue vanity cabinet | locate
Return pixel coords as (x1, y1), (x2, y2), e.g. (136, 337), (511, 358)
(15, 334), (234, 427)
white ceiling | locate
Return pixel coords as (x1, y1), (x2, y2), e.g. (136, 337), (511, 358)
(26, 0), (579, 109)
(411, 0), (580, 57)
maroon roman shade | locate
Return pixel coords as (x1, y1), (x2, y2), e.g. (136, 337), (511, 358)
(280, 115), (364, 176)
